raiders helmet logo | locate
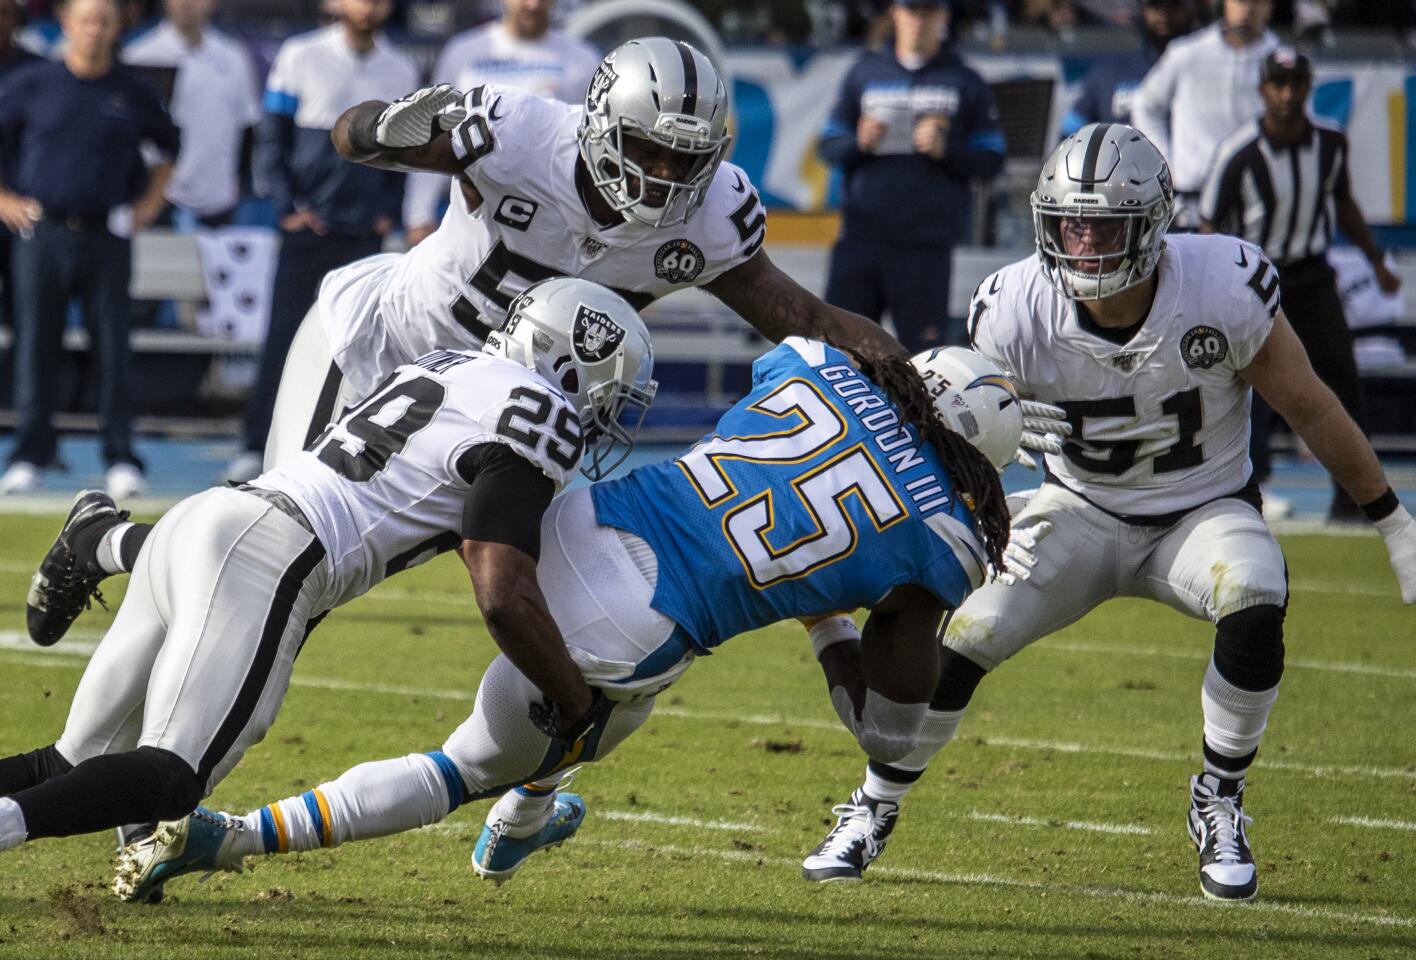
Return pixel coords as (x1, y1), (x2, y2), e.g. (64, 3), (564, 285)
(586, 61), (618, 114)
(572, 304), (625, 363)
(1180, 325), (1228, 369)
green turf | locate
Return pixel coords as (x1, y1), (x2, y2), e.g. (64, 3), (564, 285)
(0, 513), (1413, 959)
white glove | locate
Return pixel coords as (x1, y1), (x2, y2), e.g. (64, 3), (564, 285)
(1020, 399), (1070, 456)
(994, 518), (1054, 587)
(1375, 505), (1416, 604)
(374, 84), (468, 149)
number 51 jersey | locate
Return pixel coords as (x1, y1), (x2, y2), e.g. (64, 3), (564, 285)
(968, 233), (1279, 517)
(592, 338), (989, 651)
(254, 349), (583, 609)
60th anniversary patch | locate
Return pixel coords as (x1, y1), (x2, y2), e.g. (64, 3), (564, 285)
(1180, 325), (1228, 369)
(654, 239), (705, 284)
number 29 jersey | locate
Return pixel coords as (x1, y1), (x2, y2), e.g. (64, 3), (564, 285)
(968, 233), (1279, 517)
(592, 338), (988, 651)
(322, 84), (768, 397)
(254, 350), (582, 609)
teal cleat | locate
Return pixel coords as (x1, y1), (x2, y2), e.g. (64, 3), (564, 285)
(113, 807), (245, 903)
(472, 793), (586, 885)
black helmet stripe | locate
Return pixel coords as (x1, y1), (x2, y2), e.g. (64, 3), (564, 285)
(676, 41), (698, 116)
(1080, 123), (1113, 184)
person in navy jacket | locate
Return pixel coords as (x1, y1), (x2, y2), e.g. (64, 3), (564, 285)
(818, 0), (1004, 351)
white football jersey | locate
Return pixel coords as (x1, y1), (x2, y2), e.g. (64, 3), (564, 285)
(255, 349), (582, 608)
(968, 233), (1279, 517)
(323, 84), (767, 396)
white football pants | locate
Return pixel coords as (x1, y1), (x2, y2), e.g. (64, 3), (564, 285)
(945, 482), (1288, 670)
(56, 487), (333, 794)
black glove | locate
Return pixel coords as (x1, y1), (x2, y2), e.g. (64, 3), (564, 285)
(529, 688), (614, 751)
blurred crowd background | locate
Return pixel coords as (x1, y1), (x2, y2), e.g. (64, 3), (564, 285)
(0, 0), (1414, 500)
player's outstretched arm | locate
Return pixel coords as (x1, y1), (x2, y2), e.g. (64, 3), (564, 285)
(1242, 310), (1416, 602)
(333, 86), (468, 176)
(704, 250), (907, 364)
(461, 538), (597, 725)
(815, 585), (944, 763)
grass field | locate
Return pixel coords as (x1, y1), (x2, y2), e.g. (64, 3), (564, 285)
(0, 511), (1413, 959)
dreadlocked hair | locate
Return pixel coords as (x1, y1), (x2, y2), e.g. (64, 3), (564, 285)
(856, 353), (1011, 572)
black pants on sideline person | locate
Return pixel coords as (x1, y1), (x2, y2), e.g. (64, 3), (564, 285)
(825, 238), (958, 352)
(1249, 257), (1366, 522)
(240, 229), (382, 456)
(7, 218), (139, 470)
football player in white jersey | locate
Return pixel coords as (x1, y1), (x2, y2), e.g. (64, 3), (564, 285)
(800, 124), (1416, 900)
(0, 278), (655, 864)
(23, 36), (905, 650)
(106, 342), (1034, 903)
(402, 0), (601, 247)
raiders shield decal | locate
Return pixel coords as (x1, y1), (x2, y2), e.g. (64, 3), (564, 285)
(572, 303), (626, 363)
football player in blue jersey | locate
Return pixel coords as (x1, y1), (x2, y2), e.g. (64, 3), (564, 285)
(113, 338), (1066, 900)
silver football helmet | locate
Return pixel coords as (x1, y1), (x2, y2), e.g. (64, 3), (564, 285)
(1031, 123), (1173, 300)
(577, 37), (732, 228)
(483, 277), (657, 480)
(911, 347), (1024, 471)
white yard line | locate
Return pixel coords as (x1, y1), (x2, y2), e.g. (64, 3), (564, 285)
(1046, 639), (1416, 681)
(966, 811), (1155, 836)
(598, 810), (758, 832)
(3, 633), (1413, 783)
(574, 838), (1416, 930)
(1330, 816), (1416, 832)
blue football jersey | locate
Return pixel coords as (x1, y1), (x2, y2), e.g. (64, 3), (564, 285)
(592, 338), (987, 651)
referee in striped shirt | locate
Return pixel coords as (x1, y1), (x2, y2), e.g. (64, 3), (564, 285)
(1200, 47), (1399, 523)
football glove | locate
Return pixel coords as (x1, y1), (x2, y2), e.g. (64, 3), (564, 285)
(994, 518), (1054, 587)
(373, 84), (468, 149)
(1011, 400), (1069, 471)
(1375, 504), (1416, 604)
(529, 688), (615, 752)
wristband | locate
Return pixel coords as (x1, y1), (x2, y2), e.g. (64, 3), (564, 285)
(809, 614), (860, 660)
(1360, 487), (1400, 524)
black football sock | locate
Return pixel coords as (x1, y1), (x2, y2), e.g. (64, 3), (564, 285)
(0, 744), (73, 797)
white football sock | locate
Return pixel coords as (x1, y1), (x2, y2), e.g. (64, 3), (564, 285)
(95, 522), (136, 575)
(861, 708), (964, 803)
(486, 781), (559, 838)
(236, 751), (463, 856)
(0, 798), (27, 852)
(1201, 659), (1279, 778)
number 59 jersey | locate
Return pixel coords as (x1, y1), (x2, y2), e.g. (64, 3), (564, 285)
(322, 83), (767, 398)
(591, 338), (989, 652)
(254, 349), (583, 608)
(968, 234), (1279, 517)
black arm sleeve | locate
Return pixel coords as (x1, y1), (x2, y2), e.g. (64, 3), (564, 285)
(456, 442), (556, 560)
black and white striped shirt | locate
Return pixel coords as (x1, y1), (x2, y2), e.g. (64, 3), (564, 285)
(1199, 118), (1349, 267)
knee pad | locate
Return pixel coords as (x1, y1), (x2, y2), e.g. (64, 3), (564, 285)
(1213, 604), (1286, 691)
(136, 746), (204, 821)
(931, 647), (989, 712)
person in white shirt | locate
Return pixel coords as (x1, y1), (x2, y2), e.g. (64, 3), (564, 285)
(122, 0), (261, 226)
(1132, 0), (1277, 228)
(402, 0), (600, 247)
